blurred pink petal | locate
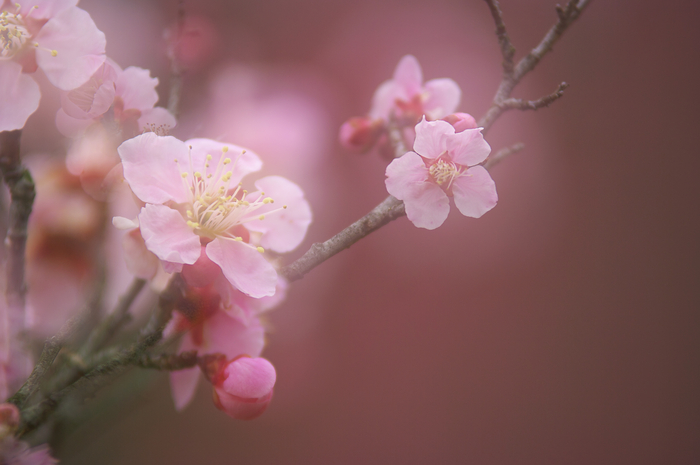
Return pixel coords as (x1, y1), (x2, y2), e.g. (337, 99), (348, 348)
(0, 61), (40, 131)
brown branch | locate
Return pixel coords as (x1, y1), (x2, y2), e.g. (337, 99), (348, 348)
(479, 0), (591, 133)
(133, 351), (199, 371)
(500, 82), (569, 111)
(0, 130), (34, 328)
(280, 195), (406, 281)
(483, 0), (516, 76)
(483, 142), (526, 170)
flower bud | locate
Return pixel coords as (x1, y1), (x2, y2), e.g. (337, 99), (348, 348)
(210, 356), (276, 420)
(339, 117), (384, 153)
(442, 112), (477, 132)
(0, 403), (20, 439)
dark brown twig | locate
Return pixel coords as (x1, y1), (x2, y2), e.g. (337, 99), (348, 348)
(500, 82), (569, 111)
(484, 0), (516, 76)
(483, 142), (526, 170)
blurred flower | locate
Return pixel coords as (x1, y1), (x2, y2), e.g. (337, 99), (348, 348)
(0, 403), (19, 438)
(340, 55), (461, 156)
(0, 437), (57, 464)
(0, 0), (106, 131)
(385, 117), (497, 229)
(118, 133), (311, 298)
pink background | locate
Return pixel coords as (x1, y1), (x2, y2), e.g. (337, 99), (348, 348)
(21, 0), (697, 463)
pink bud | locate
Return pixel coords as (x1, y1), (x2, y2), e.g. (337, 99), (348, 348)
(0, 403), (20, 439)
(339, 117), (384, 153)
(442, 112), (477, 132)
(211, 357), (276, 420)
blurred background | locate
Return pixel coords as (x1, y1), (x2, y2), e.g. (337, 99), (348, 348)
(19, 0), (699, 463)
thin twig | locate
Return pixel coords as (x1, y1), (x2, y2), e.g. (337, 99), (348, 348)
(280, 196), (406, 281)
(7, 313), (84, 409)
(0, 130), (34, 333)
(483, 0), (516, 76)
(500, 82), (569, 111)
(483, 142), (526, 170)
(479, 0), (591, 133)
(132, 351), (198, 371)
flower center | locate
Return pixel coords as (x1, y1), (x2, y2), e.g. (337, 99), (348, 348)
(0, 4), (56, 59)
(175, 146), (284, 249)
(429, 158), (462, 188)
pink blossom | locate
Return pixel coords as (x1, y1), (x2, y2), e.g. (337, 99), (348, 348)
(0, 437), (57, 465)
(340, 55), (461, 156)
(0, 0), (106, 131)
(57, 61), (176, 139)
(210, 356), (276, 420)
(370, 54), (461, 123)
(385, 117), (498, 229)
(118, 133), (311, 298)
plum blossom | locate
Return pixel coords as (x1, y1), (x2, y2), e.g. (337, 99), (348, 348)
(339, 55), (464, 156)
(0, 0), (106, 131)
(162, 275), (285, 412)
(118, 133), (311, 298)
(57, 60), (176, 139)
(386, 117), (498, 229)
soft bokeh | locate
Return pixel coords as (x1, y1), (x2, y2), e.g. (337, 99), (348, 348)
(14, 0), (698, 464)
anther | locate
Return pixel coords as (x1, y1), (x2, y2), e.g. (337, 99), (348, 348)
(256, 247), (265, 253)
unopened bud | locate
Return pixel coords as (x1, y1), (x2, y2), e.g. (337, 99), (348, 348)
(442, 112), (477, 132)
(209, 356), (276, 420)
(339, 117), (384, 153)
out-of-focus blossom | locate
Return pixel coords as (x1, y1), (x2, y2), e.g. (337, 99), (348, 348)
(0, 0), (106, 131)
(442, 112), (477, 132)
(0, 403), (19, 438)
(340, 55), (461, 156)
(24, 161), (103, 337)
(118, 133), (311, 298)
(206, 355), (276, 421)
(385, 117), (497, 229)
(56, 60), (176, 139)
(0, 437), (57, 464)
(164, 15), (218, 71)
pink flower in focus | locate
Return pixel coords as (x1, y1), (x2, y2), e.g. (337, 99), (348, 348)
(385, 117), (498, 229)
(118, 133), (311, 298)
(209, 356), (276, 421)
(0, 0), (106, 131)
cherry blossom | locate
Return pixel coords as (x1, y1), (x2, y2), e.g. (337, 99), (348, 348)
(0, 0), (106, 131)
(385, 117), (498, 229)
(118, 133), (311, 298)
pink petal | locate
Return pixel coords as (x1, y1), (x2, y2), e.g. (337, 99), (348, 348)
(169, 335), (201, 411)
(138, 107), (177, 133)
(222, 357), (276, 400)
(116, 66), (159, 112)
(423, 78), (461, 119)
(181, 246), (223, 288)
(243, 176), (312, 253)
(0, 61), (40, 131)
(170, 367), (200, 411)
(118, 133), (190, 204)
(34, 7), (106, 90)
(19, 0), (78, 19)
(393, 55), (423, 97)
(403, 182), (450, 230)
(451, 165), (498, 218)
(55, 108), (93, 137)
(205, 238), (277, 298)
(447, 128), (491, 166)
(413, 118), (454, 159)
(385, 152), (429, 200)
(204, 311), (265, 358)
(138, 204), (201, 265)
(185, 139), (262, 186)
(369, 79), (399, 120)
(60, 62), (117, 119)
(121, 228), (159, 280)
